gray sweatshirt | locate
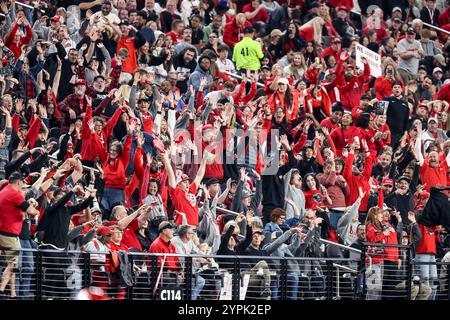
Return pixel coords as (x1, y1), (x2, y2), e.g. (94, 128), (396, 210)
(283, 169), (306, 220)
(337, 198), (361, 246)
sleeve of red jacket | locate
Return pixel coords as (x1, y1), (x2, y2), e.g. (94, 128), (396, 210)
(121, 134), (133, 168)
(314, 139), (324, 166)
(107, 64), (122, 90)
(232, 82), (246, 104)
(195, 90), (204, 110)
(103, 106), (122, 139)
(361, 153), (373, 180)
(21, 24), (33, 44)
(82, 104), (92, 141)
(378, 188), (384, 210)
(343, 152), (354, 181)
(293, 133), (307, 154)
(133, 146), (144, 181)
(5, 23), (19, 47)
(12, 114), (20, 132)
(326, 133), (337, 155)
(140, 163), (151, 205)
(26, 117), (42, 149)
(242, 81), (257, 104)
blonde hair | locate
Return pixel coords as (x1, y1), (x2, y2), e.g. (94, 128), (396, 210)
(223, 220), (240, 235)
(114, 84), (131, 102)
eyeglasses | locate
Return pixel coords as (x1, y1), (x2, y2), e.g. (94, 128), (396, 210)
(305, 216), (315, 220)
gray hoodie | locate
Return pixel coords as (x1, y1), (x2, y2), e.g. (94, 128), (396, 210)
(337, 198), (361, 246)
(263, 230), (304, 273)
(283, 169), (306, 220)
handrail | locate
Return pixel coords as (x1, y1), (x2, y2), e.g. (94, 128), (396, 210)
(362, 242), (410, 249)
(320, 238), (362, 254)
(332, 263), (358, 273)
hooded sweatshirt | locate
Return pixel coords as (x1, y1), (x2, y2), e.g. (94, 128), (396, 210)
(283, 169), (306, 220)
(187, 64), (214, 96)
(337, 198), (361, 246)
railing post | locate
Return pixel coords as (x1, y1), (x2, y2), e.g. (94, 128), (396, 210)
(447, 261), (450, 301)
(232, 256), (240, 300)
(150, 255), (158, 300)
(326, 260), (334, 300)
(280, 258), (288, 300)
(126, 254), (134, 300)
(35, 250), (42, 301)
(82, 252), (90, 289)
(360, 244), (367, 300)
(406, 246), (412, 300)
(184, 256), (193, 300)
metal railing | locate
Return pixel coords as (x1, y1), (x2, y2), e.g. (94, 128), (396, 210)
(1, 244), (449, 300)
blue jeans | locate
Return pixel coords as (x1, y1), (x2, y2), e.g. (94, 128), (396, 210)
(415, 254), (438, 300)
(16, 239), (37, 299)
(270, 272), (299, 300)
(192, 275), (206, 300)
(101, 188), (125, 211)
(329, 209), (345, 229)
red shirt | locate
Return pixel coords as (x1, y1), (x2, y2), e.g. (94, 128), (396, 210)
(169, 183), (199, 226)
(320, 117), (340, 132)
(242, 4), (269, 24)
(149, 236), (179, 272)
(304, 189), (326, 210)
(416, 224), (439, 255)
(0, 185), (28, 236)
(419, 158), (448, 192)
(121, 219), (142, 251)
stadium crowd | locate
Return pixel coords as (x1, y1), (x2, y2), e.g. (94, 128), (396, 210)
(0, 0), (449, 300)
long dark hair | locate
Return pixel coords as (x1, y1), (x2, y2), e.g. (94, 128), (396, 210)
(302, 173), (321, 192)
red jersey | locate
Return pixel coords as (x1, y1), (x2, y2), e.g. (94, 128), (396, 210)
(0, 185), (27, 236)
(169, 183), (199, 226)
(121, 219), (142, 251)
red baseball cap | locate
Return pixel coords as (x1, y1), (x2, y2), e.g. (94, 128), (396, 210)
(96, 226), (113, 236)
(382, 178), (394, 186)
(75, 79), (86, 87)
(51, 16), (61, 22)
(331, 37), (342, 44)
(176, 173), (190, 185)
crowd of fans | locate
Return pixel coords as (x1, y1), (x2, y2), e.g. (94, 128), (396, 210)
(0, 0), (449, 300)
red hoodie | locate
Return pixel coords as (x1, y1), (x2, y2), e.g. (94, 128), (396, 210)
(342, 152), (373, 212)
(117, 35), (137, 74)
(223, 17), (251, 48)
(97, 135), (132, 189)
(5, 22), (32, 61)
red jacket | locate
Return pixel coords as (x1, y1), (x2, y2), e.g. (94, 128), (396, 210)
(117, 35), (138, 74)
(223, 17), (251, 48)
(342, 152), (372, 212)
(366, 224), (387, 264)
(5, 22), (32, 61)
(97, 135), (133, 189)
(338, 63), (371, 110)
(149, 236), (180, 272)
(81, 101), (122, 162)
(374, 76), (397, 100)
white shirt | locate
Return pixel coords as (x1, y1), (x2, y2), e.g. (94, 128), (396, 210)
(217, 58), (236, 73)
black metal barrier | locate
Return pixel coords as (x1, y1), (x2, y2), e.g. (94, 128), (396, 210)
(0, 245), (449, 300)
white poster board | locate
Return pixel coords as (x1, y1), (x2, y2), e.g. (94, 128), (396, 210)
(355, 43), (382, 78)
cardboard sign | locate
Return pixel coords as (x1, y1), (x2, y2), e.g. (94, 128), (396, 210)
(355, 43), (382, 78)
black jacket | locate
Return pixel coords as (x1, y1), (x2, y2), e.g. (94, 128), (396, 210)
(38, 191), (94, 248)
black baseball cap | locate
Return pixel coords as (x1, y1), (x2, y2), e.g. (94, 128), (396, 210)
(244, 26), (255, 34)
(8, 171), (23, 183)
(119, 19), (129, 26)
(205, 178), (220, 187)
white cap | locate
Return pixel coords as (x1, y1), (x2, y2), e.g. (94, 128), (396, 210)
(277, 78), (290, 85)
(433, 67), (443, 74)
